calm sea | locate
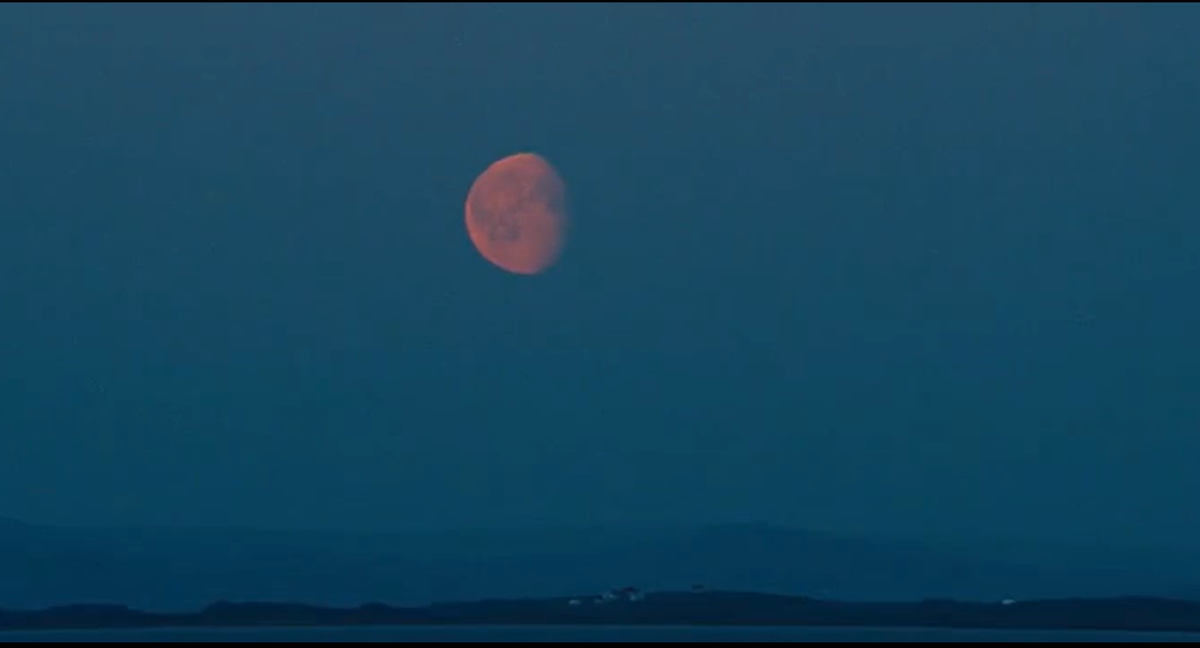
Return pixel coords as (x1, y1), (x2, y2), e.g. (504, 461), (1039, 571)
(2, 626), (1199, 643)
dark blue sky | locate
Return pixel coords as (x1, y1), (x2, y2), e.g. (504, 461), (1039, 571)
(0, 3), (1197, 547)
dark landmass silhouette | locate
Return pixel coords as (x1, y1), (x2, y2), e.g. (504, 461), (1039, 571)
(3, 591), (1200, 634)
(1, 518), (1197, 612)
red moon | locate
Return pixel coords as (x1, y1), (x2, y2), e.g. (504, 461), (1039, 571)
(464, 152), (568, 275)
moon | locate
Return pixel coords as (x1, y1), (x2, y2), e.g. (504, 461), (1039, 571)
(464, 152), (569, 275)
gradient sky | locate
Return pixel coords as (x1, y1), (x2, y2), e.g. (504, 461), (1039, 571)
(0, 3), (1197, 548)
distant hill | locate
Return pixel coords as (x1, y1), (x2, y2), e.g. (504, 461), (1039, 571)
(0, 520), (1195, 612)
(6, 591), (1200, 634)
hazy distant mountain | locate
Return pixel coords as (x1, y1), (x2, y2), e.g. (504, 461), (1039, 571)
(0, 520), (1195, 612)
